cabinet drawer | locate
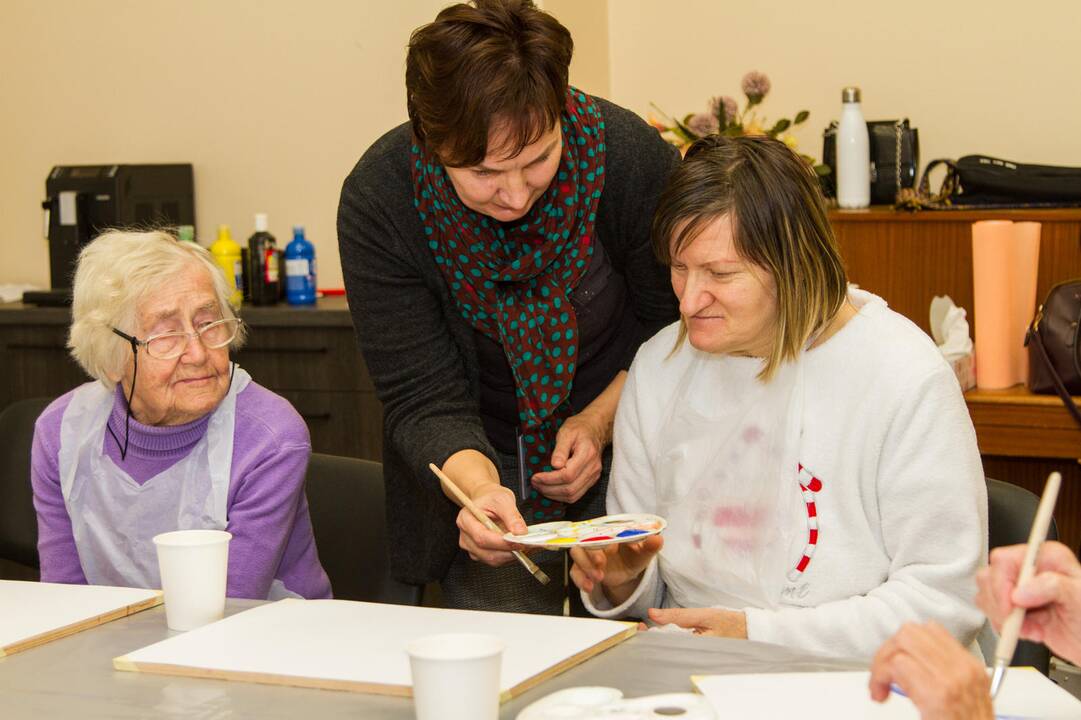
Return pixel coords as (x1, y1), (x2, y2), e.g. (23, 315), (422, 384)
(236, 327), (372, 392)
(278, 390), (383, 461)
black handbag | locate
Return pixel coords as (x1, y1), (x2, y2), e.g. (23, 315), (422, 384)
(1025, 279), (1081, 427)
(899, 156), (1081, 210)
(822, 119), (919, 204)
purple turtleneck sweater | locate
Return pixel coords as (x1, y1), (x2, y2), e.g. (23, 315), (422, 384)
(31, 382), (332, 600)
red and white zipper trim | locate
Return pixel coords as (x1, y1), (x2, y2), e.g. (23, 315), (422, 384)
(788, 464), (823, 582)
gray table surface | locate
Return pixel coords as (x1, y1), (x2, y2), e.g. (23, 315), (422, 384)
(0, 600), (862, 719)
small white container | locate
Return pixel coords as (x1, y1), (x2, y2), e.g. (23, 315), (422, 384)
(153, 529), (231, 631)
(836, 86), (870, 208)
(407, 632), (503, 720)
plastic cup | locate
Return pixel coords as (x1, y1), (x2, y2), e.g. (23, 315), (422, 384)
(407, 632), (504, 720)
(152, 529), (231, 631)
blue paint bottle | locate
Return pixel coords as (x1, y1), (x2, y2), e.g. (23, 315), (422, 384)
(284, 226), (316, 305)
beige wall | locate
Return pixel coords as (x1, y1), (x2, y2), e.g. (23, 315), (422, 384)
(608, 0), (1081, 171)
(0, 0), (449, 288)
(4, 1), (1079, 288)
(543, 0), (610, 98)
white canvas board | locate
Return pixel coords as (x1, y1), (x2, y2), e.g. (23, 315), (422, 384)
(693, 668), (1081, 720)
(0, 580), (162, 655)
(115, 599), (634, 697)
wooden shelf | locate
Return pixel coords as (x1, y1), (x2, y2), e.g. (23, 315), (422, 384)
(966, 384), (1081, 407)
(829, 207), (1081, 223)
(965, 385), (1081, 459)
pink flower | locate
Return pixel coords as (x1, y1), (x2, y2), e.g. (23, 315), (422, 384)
(708, 95), (739, 123)
(741, 71), (771, 103)
(687, 112), (719, 137)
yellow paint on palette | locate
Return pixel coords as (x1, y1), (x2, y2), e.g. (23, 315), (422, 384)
(544, 538), (578, 545)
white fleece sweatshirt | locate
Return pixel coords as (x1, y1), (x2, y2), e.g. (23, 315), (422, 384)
(583, 289), (987, 660)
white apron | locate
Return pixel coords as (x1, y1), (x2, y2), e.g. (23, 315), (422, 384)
(653, 351), (805, 610)
(58, 367), (251, 588)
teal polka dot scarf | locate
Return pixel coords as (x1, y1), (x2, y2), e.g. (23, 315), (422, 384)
(411, 88), (606, 521)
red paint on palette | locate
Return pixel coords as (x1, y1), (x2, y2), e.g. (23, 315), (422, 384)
(581, 535), (614, 542)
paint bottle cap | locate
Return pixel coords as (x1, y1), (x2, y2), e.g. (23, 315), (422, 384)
(254, 213), (268, 232)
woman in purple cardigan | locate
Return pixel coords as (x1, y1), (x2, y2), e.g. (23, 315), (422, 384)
(31, 230), (331, 600)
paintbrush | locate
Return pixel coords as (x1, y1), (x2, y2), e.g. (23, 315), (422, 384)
(428, 462), (551, 585)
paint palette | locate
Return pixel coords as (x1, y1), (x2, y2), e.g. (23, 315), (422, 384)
(505, 513), (667, 548)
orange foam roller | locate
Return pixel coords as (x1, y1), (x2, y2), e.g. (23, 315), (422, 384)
(1011, 222), (1042, 383)
(971, 220), (1041, 389)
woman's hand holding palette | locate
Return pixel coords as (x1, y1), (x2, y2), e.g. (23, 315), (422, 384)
(504, 513), (666, 548)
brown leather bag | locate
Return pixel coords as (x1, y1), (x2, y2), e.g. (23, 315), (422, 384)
(1026, 279), (1081, 427)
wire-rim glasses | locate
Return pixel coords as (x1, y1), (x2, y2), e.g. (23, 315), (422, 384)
(105, 317), (241, 461)
(111, 318), (243, 360)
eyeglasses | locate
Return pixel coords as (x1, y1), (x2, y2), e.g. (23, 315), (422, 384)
(111, 318), (243, 360)
(105, 318), (240, 462)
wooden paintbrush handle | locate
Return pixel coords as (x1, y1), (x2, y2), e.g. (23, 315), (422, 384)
(429, 463), (504, 533)
(428, 463), (551, 585)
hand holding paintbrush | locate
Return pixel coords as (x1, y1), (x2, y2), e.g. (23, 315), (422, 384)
(429, 463), (551, 585)
(988, 471), (1062, 698)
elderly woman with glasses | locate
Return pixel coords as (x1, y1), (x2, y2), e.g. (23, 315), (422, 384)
(30, 230), (331, 600)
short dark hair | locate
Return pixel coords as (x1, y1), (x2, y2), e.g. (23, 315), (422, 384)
(652, 135), (848, 380)
(405, 0), (573, 167)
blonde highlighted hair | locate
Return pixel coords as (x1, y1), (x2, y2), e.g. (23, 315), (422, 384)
(68, 230), (246, 385)
(651, 135), (847, 381)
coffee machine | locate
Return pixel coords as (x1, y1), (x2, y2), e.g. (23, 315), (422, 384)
(25, 164), (195, 305)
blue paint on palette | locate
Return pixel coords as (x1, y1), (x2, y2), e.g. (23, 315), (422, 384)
(616, 529), (648, 538)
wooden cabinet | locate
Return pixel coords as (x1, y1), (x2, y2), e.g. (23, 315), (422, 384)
(831, 207), (1081, 551)
(0, 296), (383, 461)
(0, 313), (88, 409)
(831, 208), (1081, 337)
(231, 299), (382, 460)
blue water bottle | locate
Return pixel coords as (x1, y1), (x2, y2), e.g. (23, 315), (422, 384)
(284, 226), (317, 305)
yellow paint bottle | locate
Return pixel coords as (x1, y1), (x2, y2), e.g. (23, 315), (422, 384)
(209, 224), (243, 307)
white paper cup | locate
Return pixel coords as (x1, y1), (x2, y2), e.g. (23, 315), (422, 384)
(153, 529), (231, 631)
(407, 632), (504, 720)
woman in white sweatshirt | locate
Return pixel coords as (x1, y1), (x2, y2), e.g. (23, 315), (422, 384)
(570, 135), (987, 660)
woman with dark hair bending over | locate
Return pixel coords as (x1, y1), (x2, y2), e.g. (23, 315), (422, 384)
(337, 0), (678, 613)
(571, 135), (988, 659)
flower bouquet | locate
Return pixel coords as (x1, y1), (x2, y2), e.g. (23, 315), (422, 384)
(650, 70), (828, 175)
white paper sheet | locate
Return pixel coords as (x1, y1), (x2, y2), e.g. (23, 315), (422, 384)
(0, 580), (161, 654)
(693, 669), (1081, 720)
(116, 598), (633, 696)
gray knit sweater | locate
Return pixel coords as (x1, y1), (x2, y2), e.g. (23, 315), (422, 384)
(337, 97), (679, 585)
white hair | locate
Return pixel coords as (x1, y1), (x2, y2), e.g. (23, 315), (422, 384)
(68, 230), (247, 385)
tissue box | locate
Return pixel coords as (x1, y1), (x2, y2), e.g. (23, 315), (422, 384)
(930, 295), (976, 392)
(950, 352), (976, 392)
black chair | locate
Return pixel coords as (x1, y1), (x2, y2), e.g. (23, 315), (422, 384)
(985, 477), (1059, 675)
(0, 398), (53, 576)
(305, 452), (422, 605)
